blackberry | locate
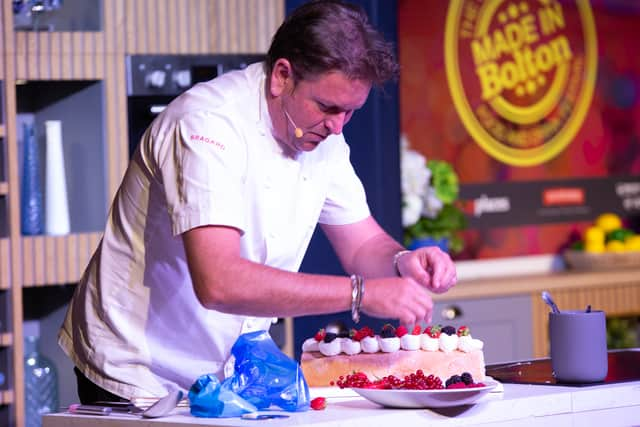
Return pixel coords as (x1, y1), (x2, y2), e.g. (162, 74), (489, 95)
(445, 374), (462, 388)
(380, 324), (396, 338)
(441, 325), (457, 336)
(323, 332), (338, 343)
(461, 372), (473, 385)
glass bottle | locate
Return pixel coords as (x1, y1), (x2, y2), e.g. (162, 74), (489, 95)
(24, 335), (59, 427)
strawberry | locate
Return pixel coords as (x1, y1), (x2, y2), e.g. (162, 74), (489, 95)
(457, 326), (470, 337)
(411, 325), (422, 335)
(314, 328), (326, 342)
(396, 325), (408, 337)
(425, 325), (442, 338)
(352, 326), (374, 341)
(310, 397), (327, 410)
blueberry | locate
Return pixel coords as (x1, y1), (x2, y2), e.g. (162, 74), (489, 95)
(441, 325), (456, 336)
(323, 332), (338, 343)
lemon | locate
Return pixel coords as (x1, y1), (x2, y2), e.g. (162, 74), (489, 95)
(606, 240), (625, 252)
(595, 213), (623, 233)
(624, 235), (640, 252)
(584, 226), (605, 244)
(584, 240), (605, 253)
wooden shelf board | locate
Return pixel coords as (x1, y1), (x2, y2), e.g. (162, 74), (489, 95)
(21, 232), (102, 287)
(0, 333), (12, 347)
(0, 390), (14, 405)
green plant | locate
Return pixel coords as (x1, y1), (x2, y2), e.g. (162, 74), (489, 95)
(401, 137), (467, 254)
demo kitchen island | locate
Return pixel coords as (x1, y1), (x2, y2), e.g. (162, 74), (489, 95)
(43, 378), (640, 426)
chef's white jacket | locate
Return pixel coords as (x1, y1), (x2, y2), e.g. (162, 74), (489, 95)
(58, 63), (371, 399)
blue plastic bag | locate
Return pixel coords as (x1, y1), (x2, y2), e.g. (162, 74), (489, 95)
(189, 330), (310, 417)
(189, 374), (257, 418)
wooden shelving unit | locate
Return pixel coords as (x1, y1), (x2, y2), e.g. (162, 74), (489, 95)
(0, 391), (14, 407)
(0, 1), (283, 426)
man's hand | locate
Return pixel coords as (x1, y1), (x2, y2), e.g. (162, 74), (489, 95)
(395, 247), (457, 294)
(361, 277), (434, 325)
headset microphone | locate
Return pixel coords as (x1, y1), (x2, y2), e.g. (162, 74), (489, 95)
(284, 108), (304, 138)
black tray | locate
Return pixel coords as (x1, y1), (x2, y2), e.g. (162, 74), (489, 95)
(486, 349), (640, 386)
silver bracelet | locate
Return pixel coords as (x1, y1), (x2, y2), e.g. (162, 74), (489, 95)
(393, 250), (411, 276)
(350, 274), (365, 323)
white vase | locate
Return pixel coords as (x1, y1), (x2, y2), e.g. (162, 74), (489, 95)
(44, 120), (70, 235)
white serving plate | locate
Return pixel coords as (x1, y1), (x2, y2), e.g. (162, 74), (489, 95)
(352, 378), (499, 408)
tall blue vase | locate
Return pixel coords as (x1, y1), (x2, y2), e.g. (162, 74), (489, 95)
(21, 122), (44, 235)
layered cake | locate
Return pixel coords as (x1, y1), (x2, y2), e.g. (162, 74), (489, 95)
(300, 324), (485, 387)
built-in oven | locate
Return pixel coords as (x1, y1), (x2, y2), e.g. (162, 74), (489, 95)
(126, 54), (264, 157)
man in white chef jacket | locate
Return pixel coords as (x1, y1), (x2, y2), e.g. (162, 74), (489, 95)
(59, 0), (457, 403)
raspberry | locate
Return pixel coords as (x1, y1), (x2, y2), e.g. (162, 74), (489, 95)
(457, 326), (470, 337)
(446, 382), (467, 389)
(441, 325), (456, 336)
(380, 324), (396, 338)
(396, 325), (408, 337)
(411, 325), (422, 335)
(352, 326), (374, 341)
(314, 328), (326, 342)
(310, 397), (327, 410)
(425, 325), (442, 338)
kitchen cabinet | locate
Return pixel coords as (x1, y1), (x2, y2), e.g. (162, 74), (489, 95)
(431, 295), (533, 364)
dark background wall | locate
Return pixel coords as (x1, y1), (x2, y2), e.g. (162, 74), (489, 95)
(286, 0), (402, 359)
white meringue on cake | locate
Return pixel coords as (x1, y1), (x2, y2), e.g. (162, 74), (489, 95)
(400, 334), (421, 350)
(319, 338), (342, 356)
(457, 335), (484, 353)
(379, 336), (401, 353)
(439, 333), (458, 353)
(360, 336), (380, 353)
(341, 339), (362, 355)
(420, 334), (440, 351)
(302, 337), (320, 352)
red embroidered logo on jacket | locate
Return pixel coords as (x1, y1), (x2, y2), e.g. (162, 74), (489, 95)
(190, 134), (226, 150)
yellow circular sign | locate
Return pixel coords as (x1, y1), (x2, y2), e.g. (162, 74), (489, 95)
(445, 0), (597, 166)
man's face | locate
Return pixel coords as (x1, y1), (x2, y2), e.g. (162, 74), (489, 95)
(272, 64), (371, 154)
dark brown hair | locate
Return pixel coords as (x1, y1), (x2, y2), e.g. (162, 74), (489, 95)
(265, 0), (399, 86)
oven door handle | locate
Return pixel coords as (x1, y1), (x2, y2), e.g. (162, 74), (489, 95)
(149, 104), (168, 115)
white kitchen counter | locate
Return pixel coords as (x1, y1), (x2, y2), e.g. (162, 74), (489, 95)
(43, 380), (640, 427)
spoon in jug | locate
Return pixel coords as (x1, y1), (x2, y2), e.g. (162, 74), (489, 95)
(541, 291), (561, 314)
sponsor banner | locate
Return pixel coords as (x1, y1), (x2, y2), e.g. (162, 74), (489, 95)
(460, 176), (640, 228)
(444, 0), (597, 167)
(399, 1), (640, 258)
